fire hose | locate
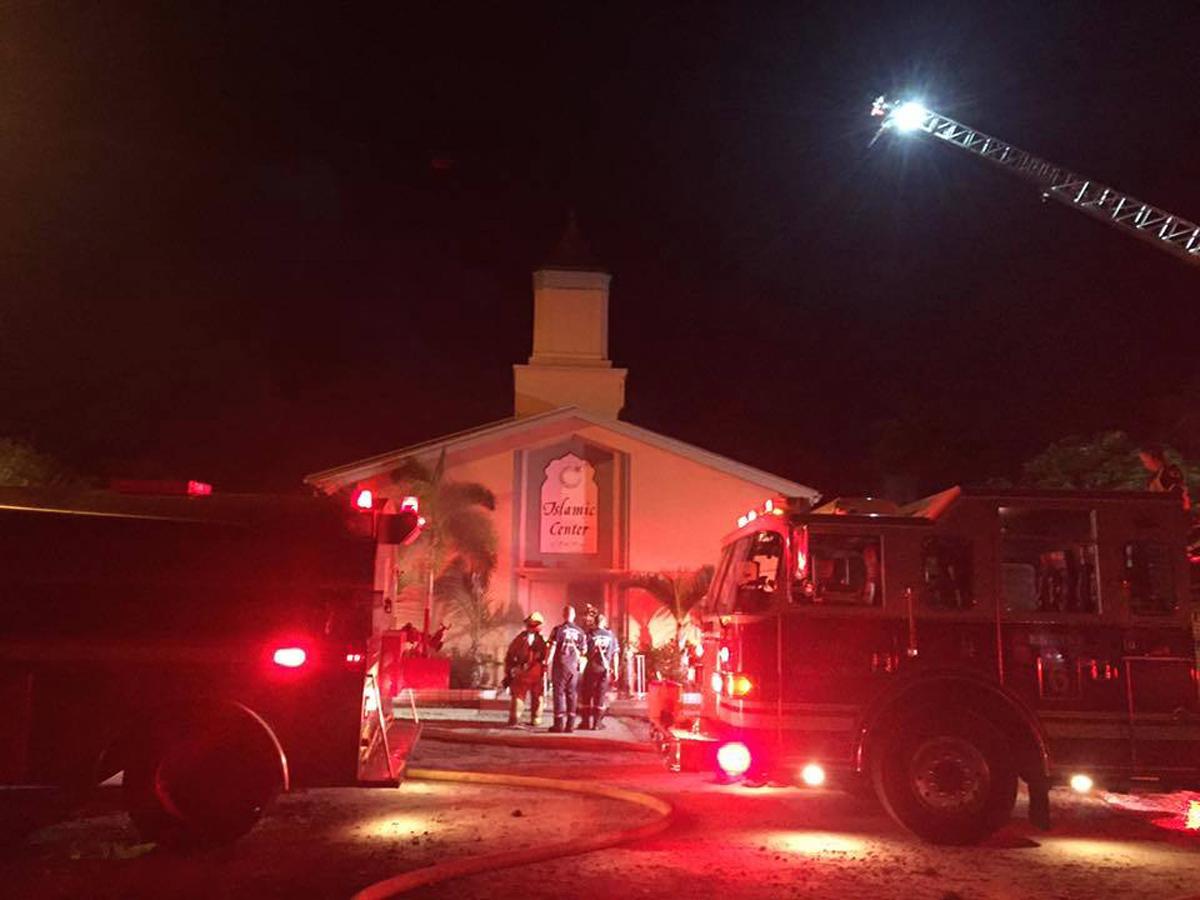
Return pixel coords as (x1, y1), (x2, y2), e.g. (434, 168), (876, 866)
(419, 726), (654, 754)
(351, 756), (673, 899)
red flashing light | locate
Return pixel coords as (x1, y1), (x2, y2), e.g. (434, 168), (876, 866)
(717, 742), (752, 779)
(345, 652), (364, 664)
(354, 489), (374, 511)
(110, 478), (214, 497)
(272, 647), (307, 668)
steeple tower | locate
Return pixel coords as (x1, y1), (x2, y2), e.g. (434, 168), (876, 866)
(513, 213), (627, 418)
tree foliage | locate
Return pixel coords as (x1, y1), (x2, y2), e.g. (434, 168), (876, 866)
(0, 438), (70, 487)
(387, 450), (498, 581)
(622, 565), (714, 643)
(433, 558), (522, 657)
(386, 450), (500, 647)
(1020, 430), (1196, 492)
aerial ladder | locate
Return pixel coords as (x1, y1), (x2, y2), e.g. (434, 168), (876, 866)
(870, 96), (1200, 268)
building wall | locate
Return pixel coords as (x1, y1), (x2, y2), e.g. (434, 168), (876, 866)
(573, 424), (779, 571)
(363, 422), (791, 667)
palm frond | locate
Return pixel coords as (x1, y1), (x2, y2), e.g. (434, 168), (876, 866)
(441, 508), (498, 575)
(621, 572), (676, 608)
(387, 456), (434, 489)
(439, 480), (497, 511)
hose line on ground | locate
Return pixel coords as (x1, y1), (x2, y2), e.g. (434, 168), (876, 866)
(419, 726), (654, 754)
(351, 766), (673, 899)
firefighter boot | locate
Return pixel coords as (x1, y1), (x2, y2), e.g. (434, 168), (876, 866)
(593, 706), (606, 730)
(549, 717), (565, 733)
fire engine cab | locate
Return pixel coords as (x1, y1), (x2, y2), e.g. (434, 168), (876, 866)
(0, 483), (418, 846)
(666, 486), (1200, 845)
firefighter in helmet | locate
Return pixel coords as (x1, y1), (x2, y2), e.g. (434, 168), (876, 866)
(546, 604), (588, 733)
(1139, 443), (1191, 510)
(579, 613), (619, 730)
(503, 611), (548, 727)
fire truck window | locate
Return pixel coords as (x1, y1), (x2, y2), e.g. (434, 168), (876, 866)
(796, 533), (882, 606)
(704, 544), (736, 614)
(999, 507), (1100, 614)
(921, 536), (974, 610)
(714, 536), (752, 615)
(732, 531), (783, 613)
(1123, 542), (1177, 615)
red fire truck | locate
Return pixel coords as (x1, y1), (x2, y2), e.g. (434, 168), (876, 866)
(666, 486), (1200, 844)
(0, 483), (417, 846)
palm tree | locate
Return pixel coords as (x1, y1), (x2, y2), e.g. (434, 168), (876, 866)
(387, 449), (498, 644)
(433, 559), (524, 684)
(622, 565), (715, 644)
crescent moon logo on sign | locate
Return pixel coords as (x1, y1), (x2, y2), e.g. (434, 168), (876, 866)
(560, 465), (584, 489)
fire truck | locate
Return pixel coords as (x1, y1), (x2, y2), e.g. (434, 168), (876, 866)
(665, 486), (1200, 845)
(0, 482), (418, 846)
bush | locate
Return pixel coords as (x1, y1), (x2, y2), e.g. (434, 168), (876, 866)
(447, 649), (499, 688)
(646, 642), (685, 683)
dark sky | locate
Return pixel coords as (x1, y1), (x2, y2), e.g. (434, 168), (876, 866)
(3, 2), (1199, 495)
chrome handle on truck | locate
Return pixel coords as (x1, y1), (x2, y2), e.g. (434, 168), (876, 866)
(904, 586), (919, 659)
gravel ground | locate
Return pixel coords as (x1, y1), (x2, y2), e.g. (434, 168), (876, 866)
(2, 718), (1197, 900)
(0, 747), (655, 899)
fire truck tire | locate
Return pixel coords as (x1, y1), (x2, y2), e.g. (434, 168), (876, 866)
(872, 711), (1017, 846)
(123, 703), (286, 848)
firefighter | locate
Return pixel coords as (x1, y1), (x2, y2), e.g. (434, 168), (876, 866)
(503, 612), (548, 727)
(545, 605), (588, 733)
(1139, 443), (1191, 510)
(579, 613), (619, 730)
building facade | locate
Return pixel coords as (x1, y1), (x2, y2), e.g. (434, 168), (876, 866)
(306, 221), (816, 661)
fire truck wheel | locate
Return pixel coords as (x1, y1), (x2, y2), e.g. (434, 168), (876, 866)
(124, 704), (286, 848)
(872, 711), (1017, 846)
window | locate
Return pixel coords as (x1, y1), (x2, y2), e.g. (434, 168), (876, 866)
(712, 532), (784, 615)
(713, 537), (750, 615)
(795, 532), (882, 607)
(732, 531), (783, 614)
(921, 536), (974, 610)
(1122, 542), (1177, 615)
(1000, 507), (1099, 614)
(705, 543), (737, 615)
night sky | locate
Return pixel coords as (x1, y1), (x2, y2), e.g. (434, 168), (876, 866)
(3, 2), (1198, 496)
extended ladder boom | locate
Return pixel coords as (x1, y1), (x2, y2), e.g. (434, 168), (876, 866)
(871, 97), (1200, 267)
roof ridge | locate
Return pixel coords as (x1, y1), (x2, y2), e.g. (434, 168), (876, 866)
(305, 406), (818, 500)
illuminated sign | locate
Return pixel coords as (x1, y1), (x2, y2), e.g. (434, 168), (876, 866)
(539, 453), (598, 554)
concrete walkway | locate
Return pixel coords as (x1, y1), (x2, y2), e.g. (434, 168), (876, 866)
(397, 705), (648, 745)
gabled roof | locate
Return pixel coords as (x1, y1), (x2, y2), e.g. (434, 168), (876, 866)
(304, 406), (818, 499)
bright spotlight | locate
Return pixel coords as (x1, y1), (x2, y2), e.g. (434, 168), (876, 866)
(891, 100), (930, 133)
(1069, 773), (1094, 794)
(801, 763), (826, 787)
(717, 742), (752, 779)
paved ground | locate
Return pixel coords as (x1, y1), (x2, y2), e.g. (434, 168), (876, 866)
(2, 713), (1198, 899)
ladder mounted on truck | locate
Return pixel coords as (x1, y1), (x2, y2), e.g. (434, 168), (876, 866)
(870, 96), (1200, 267)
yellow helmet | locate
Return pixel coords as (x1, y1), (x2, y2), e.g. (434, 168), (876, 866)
(525, 611), (545, 626)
